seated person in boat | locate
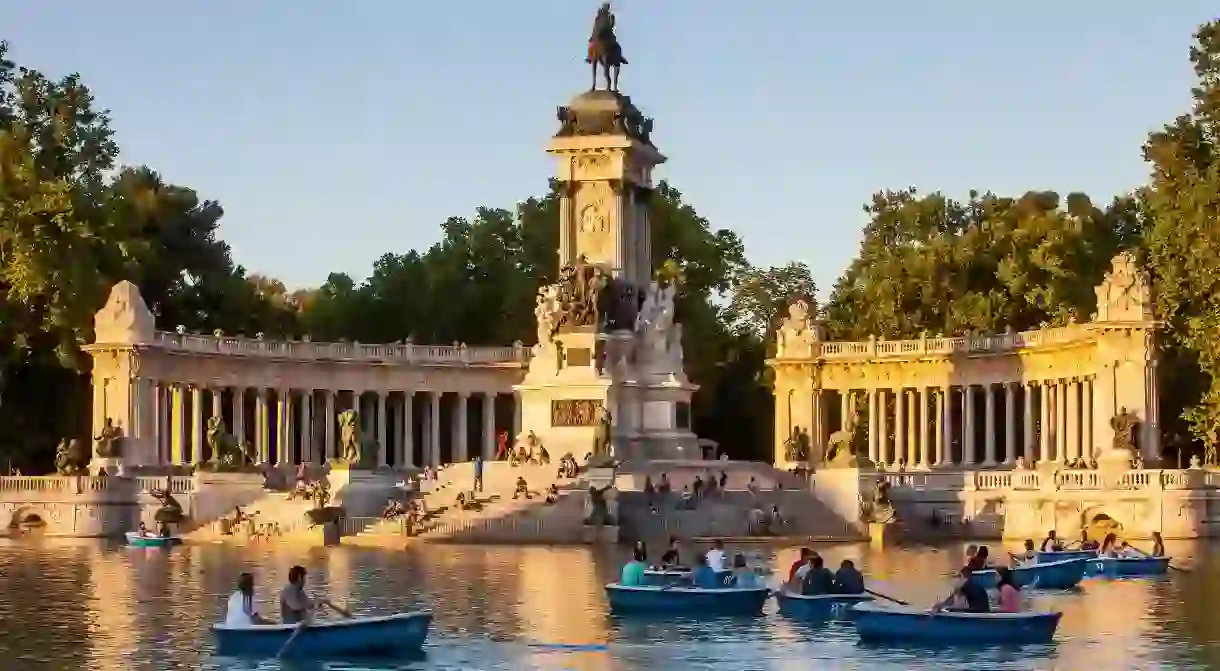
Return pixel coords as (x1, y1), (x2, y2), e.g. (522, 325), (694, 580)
(1099, 532), (1119, 557)
(996, 567), (1021, 613)
(660, 537), (684, 568)
(788, 548), (813, 586)
(620, 547), (647, 586)
(1151, 531), (1165, 557)
(280, 565), (350, 624)
(967, 545), (991, 571)
(1011, 539), (1037, 566)
(800, 555), (836, 596)
(933, 566), (991, 614)
(225, 572), (270, 626)
(691, 553), (727, 588)
(1078, 530), (1100, 551)
(544, 484), (559, 504)
(1115, 541), (1144, 558)
(1039, 530), (1064, 552)
(705, 540), (729, 573)
(137, 522), (150, 537)
(731, 552), (762, 588)
(833, 559), (865, 594)
(512, 476), (531, 500)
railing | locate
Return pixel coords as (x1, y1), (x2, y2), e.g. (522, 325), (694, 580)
(149, 332), (529, 366)
(785, 325), (1097, 361)
(134, 476), (196, 496)
(877, 468), (1212, 493)
(0, 475), (126, 494)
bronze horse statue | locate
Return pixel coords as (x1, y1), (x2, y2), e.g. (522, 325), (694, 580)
(587, 3), (627, 91)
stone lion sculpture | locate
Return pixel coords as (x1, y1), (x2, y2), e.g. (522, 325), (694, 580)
(54, 438), (91, 476)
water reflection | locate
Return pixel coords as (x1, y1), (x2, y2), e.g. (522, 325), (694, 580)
(0, 538), (1217, 669)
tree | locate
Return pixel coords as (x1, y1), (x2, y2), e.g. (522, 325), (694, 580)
(728, 262), (817, 342)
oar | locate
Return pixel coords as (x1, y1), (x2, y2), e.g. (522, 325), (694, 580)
(1134, 546), (1189, 572)
(865, 588), (909, 606)
(277, 620), (308, 658)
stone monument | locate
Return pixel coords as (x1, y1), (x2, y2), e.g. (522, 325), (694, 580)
(515, 5), (698, 462)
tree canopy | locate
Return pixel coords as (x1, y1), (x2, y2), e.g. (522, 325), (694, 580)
(5, 20), (1220, 470)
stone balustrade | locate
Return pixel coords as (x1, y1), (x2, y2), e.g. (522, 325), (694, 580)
(152, 331), (529, 366)
(872, 468), (1206, 493)
(816, 326), (1087, 360)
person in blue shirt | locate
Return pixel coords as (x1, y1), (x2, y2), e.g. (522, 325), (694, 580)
(691, 553), (723, 588)
(732, 553), (762, 588)
(473, 455), (484, 492)
(833, 559), (865, 594)
(620, 547), (647, 586)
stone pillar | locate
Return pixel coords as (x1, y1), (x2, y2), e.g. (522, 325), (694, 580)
(983, 383), (997, 467)
(169, 384), (185, 465)
(894, 388), (906, 467)
(1083, 378), (1094, 460)
(1023, 382), (1035, 463)
(936, 387), (950, 467)
(150, 381), (163, 465)
(232, 387), (245, 450)
(403, 391), (415, 466)
(211, 388), (223, 424)
(840, 391), (851, 433)
(964, 386), (976, 466)
(323, 390), (335, 461)
(481, 393), (496, 460)
(906, 390), (917, 466)
(1057, 380), (1068, 463)
(277, 389), (292, 466)
(429, 392), (442, 467)
(1067, 379), (1081, 463)
(1004, 382), (1016, 466)
(257, 388), (270, 464)
(868, 388), (879, 464)
(301, 390), (313, 464)
(512, 391), (522, 441)
(877, 389), (889, 465)
(917, 387), (930, 468)
(190, 385), (204, 466)
(377, 392), (389, 467)
(455, 392), (470, 462)
(1038, 382), (1050, 464)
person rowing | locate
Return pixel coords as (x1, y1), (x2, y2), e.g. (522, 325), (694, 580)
(620, 547), (647, 586)
(967, 545), (991, 571)
(932, 566), (991, 614)
(788, 548), (813, 586)
(833, 559), (865, 594)
(800, 555), (836, 595)
(280, 565), (351, 625)
(659, 536), (684, 569)
(225, 572), (271, 626)
(1099, 531), (1119, 557)
(1150, 531), (1165, 557)
(1010, 539), (1037, 566)
(995, 567), (1022, 613)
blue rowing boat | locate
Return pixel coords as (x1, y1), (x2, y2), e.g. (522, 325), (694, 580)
(641, 569), (691, 586)
(1086, 556), (1171, 577)
(604, 584), (770, 615)
(125, 532), (181, 548)
(1035, 549), (1097, 563)
(213, 611), (432, 658)
(971, 557), (1089, 590)
(775, 590), (873, 619)
(851, 602), (1062, 644)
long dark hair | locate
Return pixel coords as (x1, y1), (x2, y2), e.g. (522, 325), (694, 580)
(996, 567), (1018, 590)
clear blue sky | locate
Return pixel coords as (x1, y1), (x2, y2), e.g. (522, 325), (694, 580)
(4, 2), (1216, 295)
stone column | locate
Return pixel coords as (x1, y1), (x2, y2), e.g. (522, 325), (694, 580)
(301, 390), (313, 464)
(455, 392), (470, 462)
(840, 391), (851, 433)
(277, 389), (293, 466)
(868, 388), (879, 464)
(983, 383), (997, 467)
(905, 390), (917, 466)
(169, 384), (186, 465)
(323, 390), (335, 461)
(1038, 382), (1050, 464)
(894, 388), (906, 467)
(211, 388), (223, 424)
(481, 393), (496, 460)
(403, 392), (415, 466)
(937, 387), (950, 467)
(1057, 380), (1068, 463)
(190, 385), (204, 466)
(877, 389), (889, 465)
(1023, 382), (1035, 463)
(232, 387), (245, 450)
(1066, 379), (1080, 463)
(1004, 382), (1017, 466)
(429, 392), (442, 467)
(150, 382), (163, 465)
(964, 386), (976, 466)
(512, 391), (522, 442)
(257, 388), (270, 464)
(917, 387), (930, 468)
(377, 392), (389, 467)
(1088, 378), (1098, 463)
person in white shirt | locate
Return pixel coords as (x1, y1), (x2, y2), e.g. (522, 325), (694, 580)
(705, 540), (728, 572)
(225, 573), (269, 626)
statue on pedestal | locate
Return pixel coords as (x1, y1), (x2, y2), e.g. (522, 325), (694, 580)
(202, 417), (257, 472)
(335, 410), (377, 468)
(589, 406), (616, 467)
(587, 3), (628, 91)
(860, 480), (896, 524)
(1110, 407), (1140, 454)
(54, 438), (90, 476)
(584, 482), (616, 525)
(93, 418), (124, 459)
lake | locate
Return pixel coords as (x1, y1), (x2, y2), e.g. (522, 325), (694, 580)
(0, 538), (1217, 670)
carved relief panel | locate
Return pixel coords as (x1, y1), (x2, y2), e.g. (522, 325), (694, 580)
(574, 180), (615, 266)
(551, 399), (604, 427)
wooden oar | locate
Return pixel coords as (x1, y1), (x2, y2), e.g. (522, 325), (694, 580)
(865, 588), (909, 606)
(277, 620), (308, 658)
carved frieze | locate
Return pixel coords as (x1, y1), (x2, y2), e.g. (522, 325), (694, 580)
(574, 181), (614, 263)
(551, 399), (604, 427)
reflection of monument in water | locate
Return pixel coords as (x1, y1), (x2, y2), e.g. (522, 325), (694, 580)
(514, 2), (697, 461)
(513, 548), (604, 645)
(86, 546), (138, 668)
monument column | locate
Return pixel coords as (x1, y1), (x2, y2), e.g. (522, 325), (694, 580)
(1082, 377), (1094, 460)
(877, 389), (889, 464)
(190, 385), (204, 465)
(257, 388), (270, 463)
(151, 382), (164, 465)
(429, 392), (442, 467)
(377, 392), (389, 466)
(1067, 379), (1081, 463)
(917, 387), (930, 468)
(964, 386), (976, 466)
(403, 391), (415, 466)
(1057, 380), (1068, 463)
(277, 389), (293, 466)
(936, 387), (950, 467)
(983, 383), (997, 467)
(1022, 382), (1034, 463)
(906, 390), (917, 466)
(482, 393), (496, 460)
(211, 388), (223, 425)
(323, 390), (335, 461)
(232, 387), (245, 451)
(1038, 382), (1051, 463)
(867, 388), (879, 464)
(455, 392), (470, 462)
(1004, 382), (1017, 465)
(894, 388), (906, 467)
(301, 390), (313, 464)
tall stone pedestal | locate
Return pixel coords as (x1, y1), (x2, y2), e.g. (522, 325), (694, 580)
(327, 465), (396, 518)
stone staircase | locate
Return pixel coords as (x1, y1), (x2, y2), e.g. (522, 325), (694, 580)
(183, 488), (321, 542)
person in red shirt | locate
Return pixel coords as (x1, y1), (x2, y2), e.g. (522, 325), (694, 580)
(495, 431), (509, 460)
(788, 547), (813, 583)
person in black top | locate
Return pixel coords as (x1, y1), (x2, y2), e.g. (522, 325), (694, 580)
(833, 559), (865, 594)
(801, 555), (836, 595)
(935, 566), (991, 613)
(660, 537), (683, 567)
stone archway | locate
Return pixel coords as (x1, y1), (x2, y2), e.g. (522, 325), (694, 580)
(1081, 507), (1123, 543)
(7, 507), (49, 533)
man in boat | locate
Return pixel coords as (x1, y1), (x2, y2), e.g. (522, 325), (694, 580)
(225, 573), (270, 626)
(788, 548), (813, 585)
(620, 547), (647, 586)
(1039, 530), (1063, 552)
(705, 539), (728, 573)
(933, 566), (991, 613)
(833, 559), (865, 594)
(280, 565), (351, 624)
(1079, 530), (1100, 551)
(800, 555), (836, 595)
(660, 537), (684, 568)
(1011, 539), (1037, 566)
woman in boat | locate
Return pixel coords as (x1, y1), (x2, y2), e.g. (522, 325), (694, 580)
(968, 545), (991, 571)
(995, 567), (1021, 613)
(1039, 530), (1063, 552)
(1116, 541), (1143, 558)
(964, 544), (978, 566)
(634, 540), (648, 563)
(225, 573), (270, 626)
(800, 555), (836, 595)
(620, 547), (647, 586)
(732, 553), (762, 588)
(934, 566), (991, 613)
(1011, 539), (1037, 566)
(1099, 532), (1119, 557)
(1151, 531), (1165, 557)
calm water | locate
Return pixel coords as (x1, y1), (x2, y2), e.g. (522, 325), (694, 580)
(1, 538), (1219, 670)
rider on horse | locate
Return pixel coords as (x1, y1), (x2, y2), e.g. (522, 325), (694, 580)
(587, 3), (627, 91)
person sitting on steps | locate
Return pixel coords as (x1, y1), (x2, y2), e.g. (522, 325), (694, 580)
(544, 484), (559, 504)
(513, 476), (531, 500)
